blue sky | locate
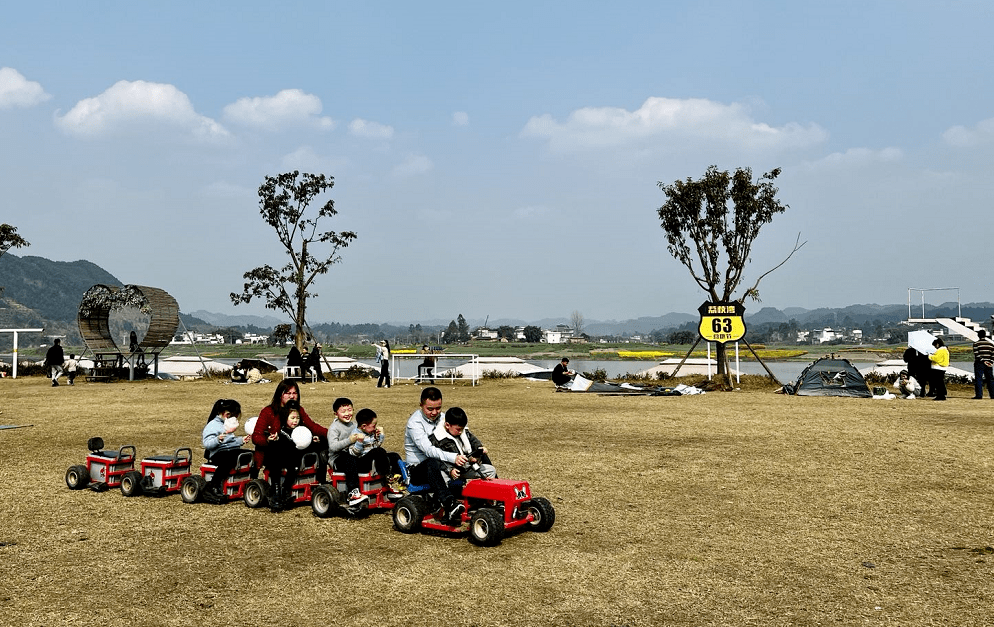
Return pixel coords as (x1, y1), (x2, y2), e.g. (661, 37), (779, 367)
(2, 1), (992, 325)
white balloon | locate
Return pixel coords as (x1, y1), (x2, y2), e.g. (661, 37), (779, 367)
(291, 426), (312, 450)
(244, 416), (258, 436)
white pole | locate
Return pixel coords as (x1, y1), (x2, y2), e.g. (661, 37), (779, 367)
(705, 342), (711, 381)
(735, 342), (742, 383)
(1, 328), (44, 379)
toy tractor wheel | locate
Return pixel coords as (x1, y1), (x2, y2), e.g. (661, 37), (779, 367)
(65, 465), (90, 490)
(120, 470), (144, 497)
(393, 495), (428, 533)
(243, 478), (269, 508)
(311, 485), (343, 518)
(525, 496), (556, 532)
(181, 475), (206, 503)
(469, 507), (505, 546)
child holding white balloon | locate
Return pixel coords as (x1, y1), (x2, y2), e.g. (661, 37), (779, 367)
(201, 398), (252, 503)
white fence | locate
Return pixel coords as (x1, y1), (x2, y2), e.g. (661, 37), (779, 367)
(390, 353), (480, 386)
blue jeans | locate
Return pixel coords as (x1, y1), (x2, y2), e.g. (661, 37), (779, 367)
(974, 360), (994, 398)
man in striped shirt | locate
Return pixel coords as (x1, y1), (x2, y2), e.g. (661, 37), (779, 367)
(972, 329), (994, 399)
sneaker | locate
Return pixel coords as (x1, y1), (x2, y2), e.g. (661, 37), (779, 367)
(52, 380), (59, 387)
(906, 394), (915, 400)
(387, 475), (406, 493)
(347, 488), (369, 507)
(445, 502), (465, 524)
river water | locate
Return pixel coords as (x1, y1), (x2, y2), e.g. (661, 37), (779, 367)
(226, 356), (974, 383)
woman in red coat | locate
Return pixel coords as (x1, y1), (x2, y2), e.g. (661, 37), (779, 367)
(251, 379), (329, 510)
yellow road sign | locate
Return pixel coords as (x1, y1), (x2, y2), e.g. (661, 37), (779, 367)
(697, 301), (746, 344)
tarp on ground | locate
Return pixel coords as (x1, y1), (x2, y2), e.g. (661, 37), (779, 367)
(555, 374), (705, 396)
(782, 356), (872, 398)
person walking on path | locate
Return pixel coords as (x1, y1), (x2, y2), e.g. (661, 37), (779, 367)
(44, 339), (65, 387)
(65, 353), (79, 386)
(972, 329), (994, 399)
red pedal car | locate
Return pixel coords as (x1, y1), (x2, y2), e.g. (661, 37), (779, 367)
(242, 452), (322, 510)
(65, 437), (137, 492)
(311, 469), (401, 518)
(120, 447), (192, 497)
(180, 451), (255, 504)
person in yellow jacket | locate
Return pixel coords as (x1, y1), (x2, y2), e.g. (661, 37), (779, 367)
(929, 337), (950, 401)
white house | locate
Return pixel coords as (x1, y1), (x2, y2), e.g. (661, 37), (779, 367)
(473, 327), (499, 341)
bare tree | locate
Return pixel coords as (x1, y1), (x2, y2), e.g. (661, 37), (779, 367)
(230, 171), (356, 349)
(570, 310), (584, 336)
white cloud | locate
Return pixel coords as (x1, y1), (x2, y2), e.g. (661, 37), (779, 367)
(802, 147), (904, 170)
(452, 111), (469, 126)
(391, 154), (433, 177)
(54, 80), (227, 140)
(222, 89), (334, 131)
(201, 180), (254, 199)
(942, 117), (994, 147)
(349, 118), (394, 139)
(513, 204), (550, 219)
(521, 96), (828, 152)
(279, 146), (348, 174)
(0, 67), (51, 109)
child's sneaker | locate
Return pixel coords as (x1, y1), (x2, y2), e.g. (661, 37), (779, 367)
(347, 488), (369, 507)
(386, 475), (406, 498)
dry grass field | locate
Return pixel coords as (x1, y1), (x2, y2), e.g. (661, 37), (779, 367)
(2, 375), (993, 626)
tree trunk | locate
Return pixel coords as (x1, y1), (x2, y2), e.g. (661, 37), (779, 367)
(713, 342), (731, 390)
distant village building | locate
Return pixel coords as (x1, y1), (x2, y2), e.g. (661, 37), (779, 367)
(236, 333), (269, 345)
(472, 327), (499, 341)
(541, 325), (575, 344)
(171, 331), (225, 345)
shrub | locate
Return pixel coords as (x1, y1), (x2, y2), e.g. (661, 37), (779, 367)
(581, 368), (607, 382)
(481, 369), (516, 380)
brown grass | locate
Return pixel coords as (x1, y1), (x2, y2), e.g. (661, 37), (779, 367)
(2, 375), (993, 626)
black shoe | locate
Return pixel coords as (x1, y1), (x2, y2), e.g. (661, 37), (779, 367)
(203, 484), (225, 504)
(445, 502), (465, 524)
(972, 397), (983, 400)
(269, 481), (283, 512)
(52, 380), (59, 387)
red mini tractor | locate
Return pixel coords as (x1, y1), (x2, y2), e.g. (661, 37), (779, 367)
(65, 437), (137, 492)
(180, 451), (255, 504)
(119, 447), (192, 497)
(392, 476), (555, 546)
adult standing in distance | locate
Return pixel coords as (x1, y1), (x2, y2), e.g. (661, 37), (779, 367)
(44, 338), (65, 387)
(972, 329), (994, 399)
(376, 340), (392, 388)
(928, 337), (949, 401)
(306, 343), (328, 382)
(403, 386), (466, 523)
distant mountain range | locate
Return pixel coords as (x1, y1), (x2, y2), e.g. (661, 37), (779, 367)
(2, 253), (992, 340)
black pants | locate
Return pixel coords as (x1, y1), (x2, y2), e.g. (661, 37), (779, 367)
(334, 449), (401, 491)
(207, 447), (251, 488)
(930, 368), (947, 400)
(263, 438), (303, 487)
(377, 361), (391, 387)
(408, 458), (457, 508)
